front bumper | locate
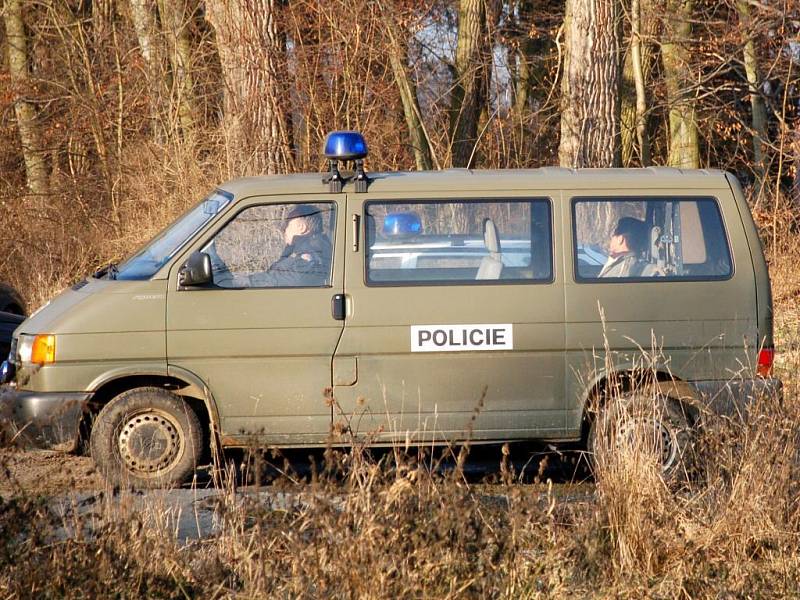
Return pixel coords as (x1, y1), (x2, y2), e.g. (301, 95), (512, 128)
(0, 387), (91, 450)
(691, 377), (783, 416)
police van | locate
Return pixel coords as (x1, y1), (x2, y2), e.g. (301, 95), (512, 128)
(0, 132), (780, 487)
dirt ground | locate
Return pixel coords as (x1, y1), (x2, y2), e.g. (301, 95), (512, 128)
(0, 448), (106, 497)
(0, 445), (592, 498)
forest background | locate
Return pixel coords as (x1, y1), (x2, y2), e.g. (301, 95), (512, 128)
(4, 2), (800, 597)
(1, 0), (799, 309)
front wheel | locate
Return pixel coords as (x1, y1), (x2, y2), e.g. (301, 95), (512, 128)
(90, 387), (203, 489)
(588, 390), (695, 482)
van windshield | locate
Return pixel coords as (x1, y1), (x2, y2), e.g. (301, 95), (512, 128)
(114, 190), (232, 280)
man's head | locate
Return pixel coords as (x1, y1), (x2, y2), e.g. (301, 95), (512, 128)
(283, 204), (323, 245)
(609, 217), (647, 257)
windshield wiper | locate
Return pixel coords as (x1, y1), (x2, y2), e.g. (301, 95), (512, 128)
(93, 263), (119, 280)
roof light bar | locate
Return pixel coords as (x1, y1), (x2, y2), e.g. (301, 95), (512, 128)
(323, 131), (368, 161)
(321, 131), (371, 194)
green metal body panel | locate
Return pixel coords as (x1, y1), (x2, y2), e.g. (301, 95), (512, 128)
(9, 167), (773, 449)
(725, 173), (773, 349)
(15, 279), (166, 392)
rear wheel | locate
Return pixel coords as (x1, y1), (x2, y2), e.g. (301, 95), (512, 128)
(588, 390), (695, 482)
(90, 387), (203, 489)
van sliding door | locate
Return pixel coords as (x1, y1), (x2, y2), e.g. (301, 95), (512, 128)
(332, 193), (567, 444)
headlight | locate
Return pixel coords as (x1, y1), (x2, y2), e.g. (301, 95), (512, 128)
(18, 334), (34, 363)
(17, 334), (56, 365)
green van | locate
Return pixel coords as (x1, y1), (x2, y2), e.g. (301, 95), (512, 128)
(0, 132), (781, 487)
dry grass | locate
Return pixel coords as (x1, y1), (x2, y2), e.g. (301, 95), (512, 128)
(1, 367), (799, 598)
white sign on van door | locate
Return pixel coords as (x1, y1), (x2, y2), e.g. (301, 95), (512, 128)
(410, 324), (514, 352)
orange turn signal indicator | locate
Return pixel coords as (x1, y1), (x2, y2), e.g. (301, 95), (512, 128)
(31, 334), (56, 365)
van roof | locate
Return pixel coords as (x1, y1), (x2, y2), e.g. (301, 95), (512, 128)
(219, 167), (732, 198)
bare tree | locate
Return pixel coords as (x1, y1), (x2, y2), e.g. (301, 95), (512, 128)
(449, 0), (490, 168)
(661, 0), (698, 169)
(736, 0), (768, 189)
(128, 0), (170, 140)
(4, 0), (48, 196)
(512, 0), (550, 120)
(383, 11), (434, 170)
(206, 0), (293, 175)
(92, 0), (115, 44)
(158, 0), (196, 139)
(559, 0), (622, 167)
(620, 0), (654, 166)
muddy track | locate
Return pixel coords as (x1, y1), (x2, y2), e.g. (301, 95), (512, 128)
(0, 444), (594, 498)
(0, 448), (105, 496)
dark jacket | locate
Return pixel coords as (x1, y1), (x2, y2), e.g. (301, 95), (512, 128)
(249, 233), (332, 287)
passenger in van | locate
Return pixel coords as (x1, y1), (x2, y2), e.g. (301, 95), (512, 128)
(248, 204), (332, 287)
(598, 217), (655, 278)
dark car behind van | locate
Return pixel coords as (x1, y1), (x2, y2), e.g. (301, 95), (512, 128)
(0, 283), (26, 363)
(0, 311), (24, 359)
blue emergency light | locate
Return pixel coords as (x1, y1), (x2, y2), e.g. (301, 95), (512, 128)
(322, 131), (370, 194)
(323, 131), (368, 161)
(383, 212), (422, 237)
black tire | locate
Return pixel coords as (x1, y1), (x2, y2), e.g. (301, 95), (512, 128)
(90, 387), (204, 489)
(588, 390), (695, 482)
(0, 283), (26, 316)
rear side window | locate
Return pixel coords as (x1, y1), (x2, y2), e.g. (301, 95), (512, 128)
(572, 197), (733, 281)
(365, 199), (552, 285)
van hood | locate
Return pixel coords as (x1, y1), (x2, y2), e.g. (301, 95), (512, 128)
(16, 278), (168, 336)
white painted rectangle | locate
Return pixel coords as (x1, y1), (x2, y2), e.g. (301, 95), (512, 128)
(410, 324), (514, 353)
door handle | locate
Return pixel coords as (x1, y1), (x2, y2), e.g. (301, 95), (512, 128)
(352, 214), (360, 252)
(332, 294), (346, 320)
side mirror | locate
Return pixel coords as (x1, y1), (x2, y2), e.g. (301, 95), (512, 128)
(179, 251), (213, 287)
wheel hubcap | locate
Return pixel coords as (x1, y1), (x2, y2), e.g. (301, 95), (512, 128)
(117, 410), (182, 476)
(616, 416), (678, 471)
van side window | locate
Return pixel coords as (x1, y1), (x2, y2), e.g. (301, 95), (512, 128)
(365, 199), (552, 285)
(202, 202), (335, 288)
(572, 197), (732, 281)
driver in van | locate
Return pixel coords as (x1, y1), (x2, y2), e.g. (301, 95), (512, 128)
(598, 217), (654, 278)
(248, 204), (332, 287)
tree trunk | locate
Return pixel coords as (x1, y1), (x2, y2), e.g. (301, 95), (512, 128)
(449, 0), (489, 168)
(128, 0), (170, 140)
(512, 0), (551, 118)
(559, 0), (622, 168)
(513, 0), (534, 118)
(620, 0), (653, 166)
(206, 0), (292, 175)
(661, 0), (699, 169)
(158, 0), (196, 138)
(620, 46), (636, 166)
(736, 0), (768, 189)
(384, 17), (434, 170)
(4, 0), (49, 197)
